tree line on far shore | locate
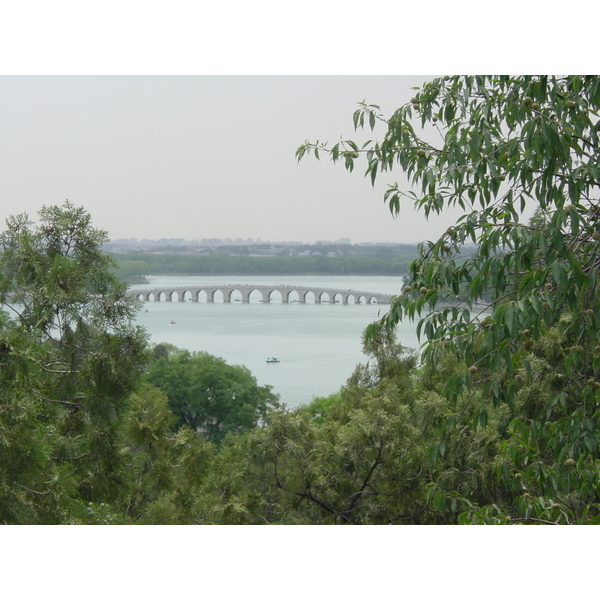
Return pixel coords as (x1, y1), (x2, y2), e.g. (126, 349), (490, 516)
(113, 253), (415, 281)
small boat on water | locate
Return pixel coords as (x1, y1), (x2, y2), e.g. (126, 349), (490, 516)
(170, 320), (176, 324)
(266, 357), (280, 363)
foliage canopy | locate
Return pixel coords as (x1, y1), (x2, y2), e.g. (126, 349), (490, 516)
(297, 75), (600, 523)
(144, 344), (280, 444)
(0, 202), (149, 522)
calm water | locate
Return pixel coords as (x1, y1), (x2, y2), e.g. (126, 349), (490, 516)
(132, 275), (418, 408)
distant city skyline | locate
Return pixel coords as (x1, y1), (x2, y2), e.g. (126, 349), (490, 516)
(109, 235), (363, 246)
(104, 234), (411, 250)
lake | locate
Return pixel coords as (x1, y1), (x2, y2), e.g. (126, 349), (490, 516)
(132, 275), (419, 408)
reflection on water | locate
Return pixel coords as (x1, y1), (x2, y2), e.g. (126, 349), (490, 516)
(133, 275), (417, 408)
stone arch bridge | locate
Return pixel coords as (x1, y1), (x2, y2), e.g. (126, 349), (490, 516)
(127, 283), (393, 305)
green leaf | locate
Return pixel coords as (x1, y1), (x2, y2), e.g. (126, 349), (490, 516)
(552, 261), (568, 292)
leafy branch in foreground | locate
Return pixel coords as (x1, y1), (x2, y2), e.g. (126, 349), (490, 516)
(298, 76), (600, 523)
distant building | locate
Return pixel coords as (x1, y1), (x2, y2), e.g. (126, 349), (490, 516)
(157, 238), (187, 247)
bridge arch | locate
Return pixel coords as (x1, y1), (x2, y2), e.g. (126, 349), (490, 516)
(228, 288), (240, 303)
(267, 289), (282, 303)
(245, 289), (262, 303)
(286, 290), (300, 303)
(193, 290), (207, 302)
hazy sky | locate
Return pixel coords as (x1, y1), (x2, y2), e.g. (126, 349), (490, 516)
(0, 75), (466, 245)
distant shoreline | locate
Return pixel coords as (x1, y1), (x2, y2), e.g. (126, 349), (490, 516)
(112, 250), (418, 282)
(123, 272), (404, 283)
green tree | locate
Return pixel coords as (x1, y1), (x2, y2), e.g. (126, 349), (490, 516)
(0, 202), (148, 523)
(298, 75), (600, 523)
(144, 345), (280, 445)
(118, 384), (214, 524)
(114, 259), (150, 282)
(195, 333), (431, 524)
(193, 327), (507, 525)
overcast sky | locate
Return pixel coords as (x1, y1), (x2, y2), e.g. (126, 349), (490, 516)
(0, 75), (468, 245)
(0, 1), (586, 248)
